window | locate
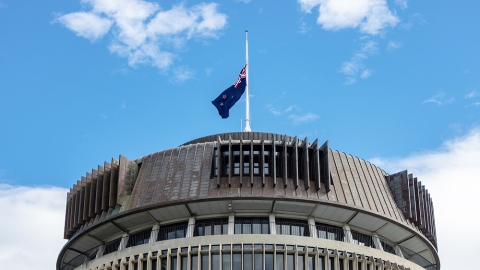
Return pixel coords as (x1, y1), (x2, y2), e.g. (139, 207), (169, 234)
(126, 229), (151, 247)
(104, 238), (121, 255)
(201, 254), (209, 270)
(253, 149), (261, 175)
(318, 256), (325, 270)
(275, 219), (309, 236)
(212, 253), (220, 270)
(233, 252), (242, 270)
(234, 151), (241, 175)
(223, 150), (230, 176)
(195, 219), (228, 236)
(316, 223), (344, 241)
(265, 253), (274, 270)
(276, 253), (284, 270)
(244, 251), (253, 270)
(171, 257), (177, 270)
(211, 148), (218, 177)
(191, 255), (198, 270)
(223, 253), (231, 270)
(254, 252), (263, 270)
(234, 217), (269, 234)
(264, 150), (270, 176)
(298, 254), (305, 270)
(158, 222), (188, 241)
(181, 256), (187, 270)
(287, 254), (294, 270)
(243, 150), (250, 175)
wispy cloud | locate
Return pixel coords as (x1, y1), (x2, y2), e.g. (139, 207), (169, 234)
(400, 13), (426, 30)
(266, 104), (297, 116)
(465, 91), (479, 99)
(205, 68), (212, 76)
(298, 0), (399, 35)
(0, 184), (68, 269)
(297, 19), (311, 34)
(387, 41), (403, 51)
(288, 112), (318, 124)
(422, 92), (454, 105)
(170, 66), (196, 84)
(340, 40), (377, 84)
(0, 2), (7, 9)
(55, 0), (227, 71)
(235, 0), (252, 3)
(121, 101), (126, 109)
(369, 128), (480, 270)
(467, 102), (480, 107)
(394, 0), (408, 9)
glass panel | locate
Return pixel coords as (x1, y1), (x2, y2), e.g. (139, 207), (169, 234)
(171, 257), (177, 270)
(265, 245), (274, 250)
(329, 257), (334, 270)
(161, 258), (167, 270)
(276, 245), (284, 250)
(298, 254), (304, 270)
(254, 252), (263, 270)
(254, 244), (263, 249)
(339, 258), (344, 270)
(233, 253), (242, 270)
(201, 254), (209, 270)
(244, 251), (253, 270)
(287, 254), (294, 270)
(308, 256), (314, 270)
(152, 259), (158, 270)
(265, 253), (274, 270)
(143, 261), (148, 270)
(191, 255), (198, 270)
(276, 253), (284, 270)
(223, 253), (231, 270)
(212, 253), (220, 270)
(223, 244), (232, 250)
(212, 245), (220, 250)
(318, 256), (324, 270)
(181, 256), (187, 270)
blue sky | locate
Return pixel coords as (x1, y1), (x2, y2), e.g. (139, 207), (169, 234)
(0, 0), (479, 269)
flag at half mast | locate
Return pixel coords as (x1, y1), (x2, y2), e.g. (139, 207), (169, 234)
(211, 65), (247, 119)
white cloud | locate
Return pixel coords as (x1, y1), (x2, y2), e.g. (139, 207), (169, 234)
(387, 40), (403, 51)
(467, 102), (480, 107)
(394, 0), (408, 9)
(369, 128), (480, 270)
(288, 112), (318, 124)
(360, 69), (372, 78)
(340, 41), (377, 84)
(56, 12), (113, 41)
(205, 68), (212, 76)
(266, 104), (297, 116)
(422, 92), (454, 105)
(56, 0), (227, 70)
(298, 0), (399, 35)
(170, 66), (196, 84)
(465, 90), (479, 98)
(0, 184), (68, 270)
(298, 19), (311, 34)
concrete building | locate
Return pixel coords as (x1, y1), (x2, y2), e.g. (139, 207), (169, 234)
(57, 132), (439, 270)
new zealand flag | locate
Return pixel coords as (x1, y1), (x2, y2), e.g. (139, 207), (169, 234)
(211, 65), (246, 119)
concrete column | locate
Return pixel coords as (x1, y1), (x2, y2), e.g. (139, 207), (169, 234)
(308, 217), (316, 238)
(149, 224), (160, 243)
(118, 233), (129, 251)
(95, 244), (105, 259)
(343, 224), (354, 243)
(394, 245), (404, 258)
(186, 217), (196, 237)
(269, 214), (276, 235)
(228, 213), (235, 235)
(372, 233), (383, 251)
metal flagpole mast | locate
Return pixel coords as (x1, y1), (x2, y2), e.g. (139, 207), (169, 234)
(244, 30), (251, 132)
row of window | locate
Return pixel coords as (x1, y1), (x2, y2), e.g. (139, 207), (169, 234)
(102, 245), (392, 270)
(211, 144), (327, 183)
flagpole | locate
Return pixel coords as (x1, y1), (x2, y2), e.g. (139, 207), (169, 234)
(244, 30), (251, 132)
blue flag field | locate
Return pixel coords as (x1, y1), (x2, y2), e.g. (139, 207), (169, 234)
(212, 66), (247, 118)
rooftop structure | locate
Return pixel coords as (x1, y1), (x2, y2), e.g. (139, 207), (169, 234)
(57, 132), (439, 270)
